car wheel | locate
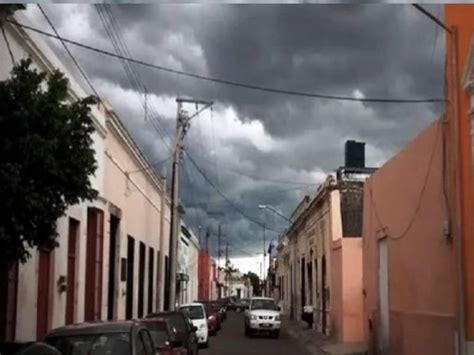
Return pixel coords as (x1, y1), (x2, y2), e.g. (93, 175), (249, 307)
(273, 330), (280, 339)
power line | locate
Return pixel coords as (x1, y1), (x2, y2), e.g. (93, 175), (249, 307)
(37, 4), (100, 100)
(7, 19), (446, 104)
(1, 26), (15, 65)
(368, 117), (442, 241)
(185, 151), (283, 234)
(195, 154), (316, 186)
(412, 4), (452, 34)
(127, 155), (171, 174)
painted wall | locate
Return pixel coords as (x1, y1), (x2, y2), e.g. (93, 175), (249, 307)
(104, 114), (165, 320)
(445, 5), (474, 345)
(0, 12), (107, 341)
(363, 120), (456, 355)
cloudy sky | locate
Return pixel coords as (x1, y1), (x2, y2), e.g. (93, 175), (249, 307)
(24, 3), (444, 276)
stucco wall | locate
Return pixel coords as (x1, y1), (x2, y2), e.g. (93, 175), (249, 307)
(363, 120), (456, 355)
(1, 13), (107, 341)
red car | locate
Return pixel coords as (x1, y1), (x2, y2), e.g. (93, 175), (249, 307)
(200, 301), (220, 335)
(139, 318), (187, 355)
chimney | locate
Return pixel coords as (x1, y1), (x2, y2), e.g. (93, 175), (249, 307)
(345, 140), (365, 168)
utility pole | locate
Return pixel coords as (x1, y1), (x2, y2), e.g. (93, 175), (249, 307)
(217, 224), (221, 298)
(205, 228), (210, 253)
(225, 242), (229, 297)
(263, 223), (266, 297)
(168, 98), (213, 311)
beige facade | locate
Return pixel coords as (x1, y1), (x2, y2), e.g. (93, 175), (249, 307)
(276, 172), (367, 342)
(103, 107), (170, 319)
(0, 9), (172, 341)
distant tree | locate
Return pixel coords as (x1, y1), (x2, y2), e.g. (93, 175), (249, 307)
(0, 59), (98, 266)
(244, 271), (262, 296)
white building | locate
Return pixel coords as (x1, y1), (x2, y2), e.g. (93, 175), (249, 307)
(227, 271), (253, 299)
(177, 224), (200, 305)
(0, 6), (172, 342)
(0, 8), (107, 341)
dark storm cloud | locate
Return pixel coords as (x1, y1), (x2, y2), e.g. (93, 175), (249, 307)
(26, 3), (444, 256)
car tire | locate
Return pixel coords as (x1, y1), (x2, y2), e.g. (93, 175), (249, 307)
(273, 330), (280, 339)
(202, 340), (209, 349)
(244, 324), (249, 337)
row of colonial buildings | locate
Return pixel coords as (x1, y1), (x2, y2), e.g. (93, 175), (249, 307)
(272, 7), (474, 355)
(0, 6), (205, 342)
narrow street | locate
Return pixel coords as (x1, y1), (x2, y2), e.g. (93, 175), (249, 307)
(201, 312), (310, 355)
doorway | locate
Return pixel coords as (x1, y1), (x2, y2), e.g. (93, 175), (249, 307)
(0, 263), (18, 341)
(164, 255), (170, 311)
(37, 249), (53, 339)
(107, 215), (120, 320)
(126, 236), (135, 319)
(148, 247), (154, 315)
(66, 218), (79, 324)
(138, 242), (145, 318)
(301, 257), (306, 309)
(322, 255), (327, 334)
(378, 238), (390, 353)
(85, 208), (104, 321)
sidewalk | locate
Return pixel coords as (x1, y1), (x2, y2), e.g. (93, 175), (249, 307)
(282, 316), (368, 355)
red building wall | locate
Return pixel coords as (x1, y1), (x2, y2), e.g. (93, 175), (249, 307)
(198, 251), (210, 300)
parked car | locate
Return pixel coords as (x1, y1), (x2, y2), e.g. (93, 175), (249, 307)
(146, 311), (199, 354)
(244, 297), (281, 338)
(139, 318), (187, 355)
(45, 321), (155, 355)
(11, 342), (62, 355)
(199, 301), (221, 333)
(235, 298), (250, 312)
(0, 342), (34, 354)
(179, 303), (209, 349)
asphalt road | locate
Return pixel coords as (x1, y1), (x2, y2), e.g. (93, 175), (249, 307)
(200, 311), (310, 355)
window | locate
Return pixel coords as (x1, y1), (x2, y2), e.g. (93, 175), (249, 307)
(180, 305), (204, 320)
(140, 330), (154, 355)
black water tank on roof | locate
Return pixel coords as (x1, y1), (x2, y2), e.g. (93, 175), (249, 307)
(345, 140), (365, 168)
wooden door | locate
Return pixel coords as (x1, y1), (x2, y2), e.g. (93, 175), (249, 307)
(126, 236), (135, 319)
(66, 218), (79, 324)
(85, 208), (104, 321)
(37, 249), (53, 339)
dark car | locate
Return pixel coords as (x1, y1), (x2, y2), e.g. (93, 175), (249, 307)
(45, 321), (155, 355)
(12, 342), (62, 355)
(0, 342), (34, 354)
(139, 318), (187, 355)
(235, 298), (250, 312)
(146, 312), (198, 355)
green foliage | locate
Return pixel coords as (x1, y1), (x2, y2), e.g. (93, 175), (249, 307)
(244, 271), (262, 296)
(0, 59), (98, 266)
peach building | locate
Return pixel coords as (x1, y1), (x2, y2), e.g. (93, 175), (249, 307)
(277, 141), (373, 343)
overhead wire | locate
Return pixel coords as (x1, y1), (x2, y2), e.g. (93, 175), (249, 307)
(7, 19), (446, 104)
(185, 151), (283, 234)
(1, 25), (15, 65)
(368, 117), (442, 241)
(37, 4), (100, 100)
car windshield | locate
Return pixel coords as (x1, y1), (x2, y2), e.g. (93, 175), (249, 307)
(46, 332), (130, 355)
(144, 324), (171, 348)
(250, 300), (278, 311)
(180, 306), (204, 319)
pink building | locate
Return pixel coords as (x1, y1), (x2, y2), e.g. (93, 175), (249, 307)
(362, 120), (457, 354)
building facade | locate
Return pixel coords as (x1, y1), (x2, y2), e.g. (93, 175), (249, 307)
(276, 142), (371, 343)
(177, 224), (200, 305)
(0, 7), (172, 341)
(0, 9), (108, 341)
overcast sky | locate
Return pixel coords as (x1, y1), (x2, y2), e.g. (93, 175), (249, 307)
(24, 4), (444, 275)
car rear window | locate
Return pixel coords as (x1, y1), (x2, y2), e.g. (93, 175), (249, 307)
(46, 333), (131, 355)
(145, 327), (170, 348)
(166, 313), (186, 332)
(180, 305), (204, 320)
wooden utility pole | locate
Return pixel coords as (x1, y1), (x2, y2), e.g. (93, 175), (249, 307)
(168, 98), (212, 310)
